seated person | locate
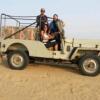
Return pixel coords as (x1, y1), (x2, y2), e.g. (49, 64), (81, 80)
(40, 24), (58, 50)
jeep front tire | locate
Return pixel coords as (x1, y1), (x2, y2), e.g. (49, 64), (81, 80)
(79, 55), (100, 76)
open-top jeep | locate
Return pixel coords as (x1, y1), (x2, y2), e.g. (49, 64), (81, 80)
(0, 13), (100, 76)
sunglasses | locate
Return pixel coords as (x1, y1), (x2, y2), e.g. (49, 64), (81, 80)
(41, 10), (45, 12)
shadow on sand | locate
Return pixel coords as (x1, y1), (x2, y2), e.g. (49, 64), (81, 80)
(30, 61), (80, 75)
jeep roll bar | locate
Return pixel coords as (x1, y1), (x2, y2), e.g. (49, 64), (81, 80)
(0, 13), (52, 40)
(4, 22), (36, 39)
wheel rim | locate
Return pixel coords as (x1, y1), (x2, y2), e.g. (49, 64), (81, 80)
(83, 58), (98, 73)
(11, 54), (24, 68)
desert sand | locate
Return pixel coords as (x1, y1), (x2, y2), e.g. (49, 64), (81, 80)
(0, 57), (100, 100)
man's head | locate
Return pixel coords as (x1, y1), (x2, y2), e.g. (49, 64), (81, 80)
(53, 14), (58, 21)
(40, 8), (45, 15)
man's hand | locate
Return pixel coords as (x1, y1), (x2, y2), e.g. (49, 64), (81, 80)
(48, 34), (54, 39)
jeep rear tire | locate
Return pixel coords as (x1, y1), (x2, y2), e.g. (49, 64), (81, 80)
(79, 55), (100, 76)
(7, 50), (29, 70)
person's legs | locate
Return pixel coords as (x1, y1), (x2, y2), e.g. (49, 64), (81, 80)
(48, 47), (53, 50)
(44, 39), (59, 51)
(55, 34), (61, 50)
(54, 44), (58, 51)
(45, 42), (53, 51)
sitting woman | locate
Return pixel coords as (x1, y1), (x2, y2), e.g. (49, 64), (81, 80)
(40, 24), (58, 50)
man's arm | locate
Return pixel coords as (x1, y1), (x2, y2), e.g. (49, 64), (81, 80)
(43, 15), (48, 24)
(56, 20), (65, 39)
(36, 15), (40, 27)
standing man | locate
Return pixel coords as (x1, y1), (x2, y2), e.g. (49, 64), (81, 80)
(36, 8), (48, 30)
(36, 8), (48, 40)
(50, 14), (65, 52)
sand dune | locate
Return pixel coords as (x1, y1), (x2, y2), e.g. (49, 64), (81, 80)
(0, 58), (100, 100)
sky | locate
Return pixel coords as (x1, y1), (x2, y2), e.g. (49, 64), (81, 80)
(0, 0), (100, 39)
